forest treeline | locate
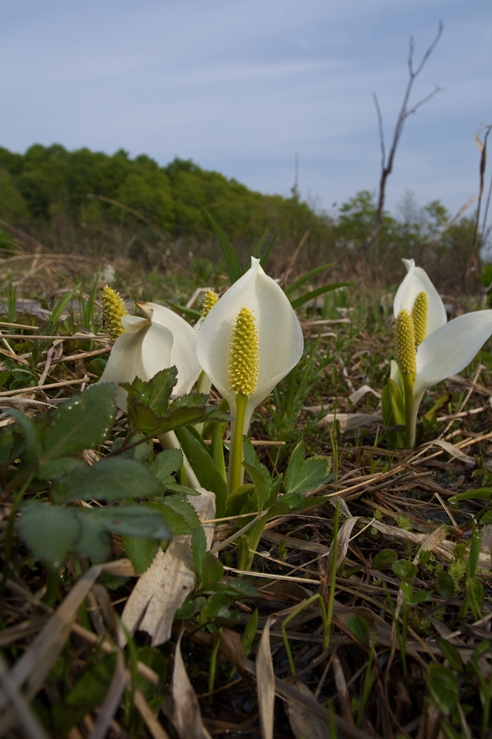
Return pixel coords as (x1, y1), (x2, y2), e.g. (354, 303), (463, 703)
(0, 143), (483, 291)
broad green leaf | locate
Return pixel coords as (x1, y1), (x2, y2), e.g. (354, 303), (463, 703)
(150, 449), (183, 482)
(123, 367), (177, 416)
(224, 484), (255, 518)
(392, 559), (418, 582)
(52, 457), (162, 504)
(77, 505), (172, 540)
(37, 457), (86, 481)
(204, 210), (242, 284)
(400, 583), (430, 606)
(174, 426), (227, 502)
(427, 663), (458, 716)
(284, 263), (335, 296)
(243, 437), (273, 510)
(126, 399), (161, 434)
(372, 549), (398, 570)
(42, 384), (116, 461)
(74, 514), (112, 564)
(436, 572), (455, 599)
(289, 282), (352, 310)
(123, 535), (159, 574)
(284, 441), (332, 494)
(19, 502), (80, 571)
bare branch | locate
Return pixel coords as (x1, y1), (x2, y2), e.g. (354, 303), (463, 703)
(363, 22), (444, 260)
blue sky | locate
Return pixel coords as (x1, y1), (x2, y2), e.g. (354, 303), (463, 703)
(0, 0), (490, 220)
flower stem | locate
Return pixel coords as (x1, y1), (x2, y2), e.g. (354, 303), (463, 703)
(159, 430), (201, 490)
(402, 373), (416, 449)
(227, 392), (248, 496)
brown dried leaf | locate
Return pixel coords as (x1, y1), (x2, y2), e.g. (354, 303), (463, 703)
(286, 681), (330, 739)
(256, 615), (276, 739)
(171, 632), (212, 739)
(119, 488), (215, 647)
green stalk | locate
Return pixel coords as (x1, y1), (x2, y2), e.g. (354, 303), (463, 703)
(324, 498), (340, 651)
(159, 430), (201, 490)
(227, 392), (248, 496)
(402, 373), (416, 449)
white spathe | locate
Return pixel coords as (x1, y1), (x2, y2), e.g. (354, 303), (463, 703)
(99, 303), (201, 410)
(196, 258), (304, 430)
(393, 259), (492, 445)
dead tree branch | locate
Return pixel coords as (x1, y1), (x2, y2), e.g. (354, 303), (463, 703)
(365, 21), (443, 257)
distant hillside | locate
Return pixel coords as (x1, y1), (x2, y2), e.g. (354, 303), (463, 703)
(0, 144), (329, 247)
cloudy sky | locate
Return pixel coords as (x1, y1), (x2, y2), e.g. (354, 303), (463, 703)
(0, 0), (490, 219)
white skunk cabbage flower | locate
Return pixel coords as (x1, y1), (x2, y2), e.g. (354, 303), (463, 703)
(99, 302), (201, 411)
(196, 258), (304, 435)
(392, 258), (492, 447)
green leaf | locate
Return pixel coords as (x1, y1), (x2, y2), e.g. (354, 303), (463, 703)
(436, 572), (455, 599)
(74, 514), (112, 564)
(204, 210), (242, 284)
(42, 384), (116, 461)
(52, 457), (162, 504)
(284, 441), (332, 494)
(77, 504), (172, 540)
(19, 502), (80, 571)
(466, 577), (484, 620)
(156, 495), (200, 531)
(123, 367), (178, 416)
(381, 377), (406, 449)
(200, 551), (224, 585)
(449, 487), (492, 504)
(284, 263), (335, 296)
(126, 400), (161, 434)
(192, 525), (207, 579)
(257, 228), (278, 270)
(53, 654), (117, 734)
(289, 282), (352, 310)
(372, 549), (398, 570)
(427, 663), (459, 716)
(243, 436), (275, 510)
(36, 457), (86, 481)
(224, 484), (255, 518)
(150, 449), (184, 482)
(7, 408), (42, 463)
(467, 520), (481, 579)
(392, 559), (418, 582)
(345, 614), (371, 648)
(123, 536), (159, 574)
(436, 637), (464, 674)
(174, 426), (227, 501)
(241, 608), (259, 657)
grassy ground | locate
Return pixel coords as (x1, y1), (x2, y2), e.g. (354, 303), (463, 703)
(1, 245), (492, 739)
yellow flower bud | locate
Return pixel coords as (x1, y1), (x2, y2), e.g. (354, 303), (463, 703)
(411, 291), (428, 348)
(395, 309), (417, 375)
(101, 285), (128, 343)
(227, 307), (260, 396)
(200, 290), (219, 324)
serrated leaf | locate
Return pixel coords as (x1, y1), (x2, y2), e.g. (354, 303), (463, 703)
(19, 502), (80, 571)
(126, 399), (161, 434)
(78, 504), (172, 540)
(123, 367), (177, 415)
(123, 536), (159, 574)
(150, 449), (183, 482)
(157, 495), (200, 530)
(52, 457), (162, 504)
(284, 441), (332, 494)
(42, 384), (116, 461)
